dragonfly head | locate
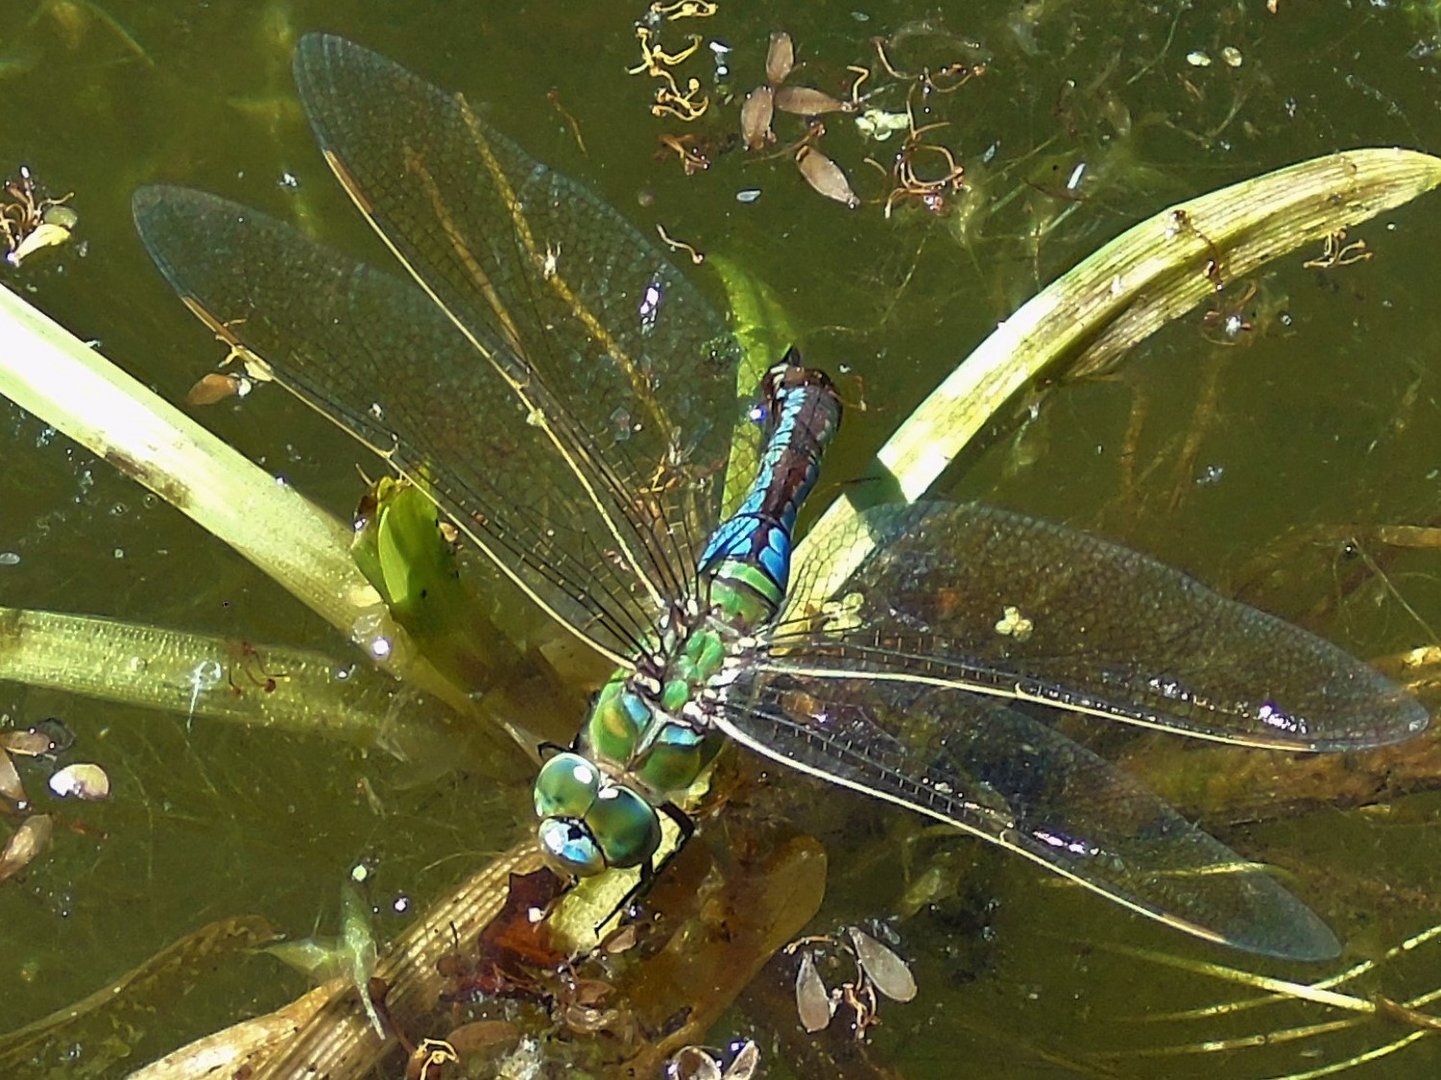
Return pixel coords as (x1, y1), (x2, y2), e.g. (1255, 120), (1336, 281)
(533, 752), (661, 876)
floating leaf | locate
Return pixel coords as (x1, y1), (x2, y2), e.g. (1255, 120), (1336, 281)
(0, 280), (511, 749)
(0, 915), (278, 1074)
(794, 147), (1441, 604)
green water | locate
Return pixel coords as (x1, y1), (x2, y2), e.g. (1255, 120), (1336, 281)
(4, 0), (1441, 1076)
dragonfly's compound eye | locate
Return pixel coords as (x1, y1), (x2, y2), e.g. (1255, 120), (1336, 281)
(587, 784), (662, 870)
(533, 752), (601, 820)
(538, 816), (607, 876)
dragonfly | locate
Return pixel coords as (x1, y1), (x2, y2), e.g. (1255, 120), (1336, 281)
(133, 35), (1428, 963)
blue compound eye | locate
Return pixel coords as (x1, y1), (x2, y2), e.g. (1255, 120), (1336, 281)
(537, 816), (606, 876)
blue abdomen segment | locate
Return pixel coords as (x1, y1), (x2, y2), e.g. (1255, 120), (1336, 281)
(701, 348), (841, 619)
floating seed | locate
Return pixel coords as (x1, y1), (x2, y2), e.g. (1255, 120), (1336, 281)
(0, 814), (51, 883)
(0, 749), (25, 807)
(774, 85), (850, 116)
(795, 950), (833, 1032)
(848, 926), (917, 1002)
(740, 85), (775, 150)
(766, 31), (794, 85)
(796, 145), (860, 208)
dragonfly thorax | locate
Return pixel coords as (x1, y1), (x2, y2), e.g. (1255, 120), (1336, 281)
(533, 611), (743, 876)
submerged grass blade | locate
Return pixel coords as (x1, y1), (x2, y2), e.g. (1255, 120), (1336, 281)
(0, 282), (365, 630)
(0, 282), (531, 766)
(0, 606), (464, 764)
(794, 148), (1441, 607)
(0, 915), (277, 1073)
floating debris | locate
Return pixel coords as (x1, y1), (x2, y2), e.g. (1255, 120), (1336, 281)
(794, 949), (833, 1033)
(765, 31), (794, 85)
(1186, 50), (1212, 67)
(0, 748), (25, 807)
(875, 112), (967, 218)
(185, 371), (253, 406)
(657, 132), (712, 174)
(795, 145), (859, 208)
(1221, 46), (1244, 68)
(0, 727), (56, 758)
(547, 88), (588, 156)
(847, 926), (917, 1003)
(785, 924), (918, 1038)
(774, 85), (852, 117)
(48, 761), (111, 801)
(708, 39), (730, 81)
(994, 604), (1035, 642)
(653, 75), (710, 121)
(655, 222), (704, 264)
(1, 166), (76, 268)
(404, 1036), (459, 1079)
(855, 107), (910, 141)
(740, 85), (775, 150)
(630, 24), (710, 122)
(0, 813), (51, 883)
(650, 0), (717, 18)
(666, 1039), (760, 1079)
(1302, 228), (1372, 270)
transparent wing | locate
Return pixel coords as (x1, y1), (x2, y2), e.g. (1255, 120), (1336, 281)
(292, 35), (748, 620)
(134, 34), (752, 665)
(716, 670), (1341, 960)
(769, 502), (1426, 751)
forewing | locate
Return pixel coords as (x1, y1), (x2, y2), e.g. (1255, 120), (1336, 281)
(134, 186), (650, 661)
(293, 35), (748, 616)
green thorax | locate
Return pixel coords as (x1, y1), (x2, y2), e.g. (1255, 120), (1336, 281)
(580, 574), (771, 800)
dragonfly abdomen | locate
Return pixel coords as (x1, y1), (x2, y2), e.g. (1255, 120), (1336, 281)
(702, 349), (841, 623)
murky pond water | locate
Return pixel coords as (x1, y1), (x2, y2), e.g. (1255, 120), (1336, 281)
(4, 1), (1441, 1076)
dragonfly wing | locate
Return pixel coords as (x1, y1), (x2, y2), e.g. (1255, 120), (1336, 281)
(774, 502), (1426, 751)
(134, 187), (646, 661)
(716, 669), (1341, 960)
(292, 35), (747, 615)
